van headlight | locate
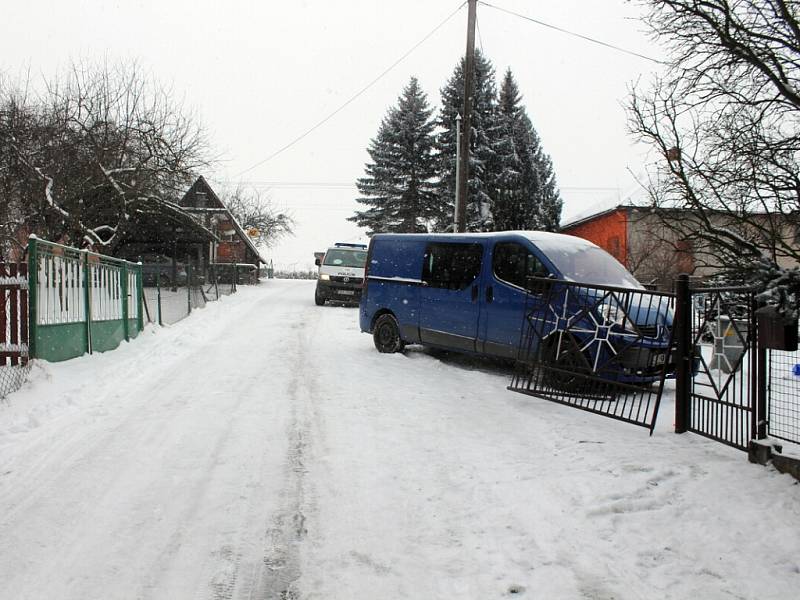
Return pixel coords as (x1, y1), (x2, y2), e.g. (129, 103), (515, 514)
(319, 274), (330, 281)
(598, 301), (628, 328)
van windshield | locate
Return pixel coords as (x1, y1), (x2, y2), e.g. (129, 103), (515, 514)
(323, 249), (367, 268)
(545, 245), (642, 288)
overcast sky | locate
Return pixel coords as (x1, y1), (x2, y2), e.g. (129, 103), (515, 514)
(2, 1), (665, 270)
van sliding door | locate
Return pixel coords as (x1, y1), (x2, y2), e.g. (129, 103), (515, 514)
(419, 242), (483, 352)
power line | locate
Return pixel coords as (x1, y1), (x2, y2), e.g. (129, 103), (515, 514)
(215, 180), (357, 189)
(476, 11), (485, 53)
(216, 179), (620, 192)
(478, 1), (664, 65)
(236, 1), (467, 178)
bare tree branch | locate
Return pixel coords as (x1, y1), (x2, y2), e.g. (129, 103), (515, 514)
(628, 0), (800, 313)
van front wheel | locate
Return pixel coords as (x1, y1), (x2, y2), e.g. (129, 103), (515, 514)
(373, 314), (405, 353)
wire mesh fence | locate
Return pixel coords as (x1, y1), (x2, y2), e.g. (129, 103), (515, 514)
(140, 262), (247, 326)
(767, 321), (800, 445)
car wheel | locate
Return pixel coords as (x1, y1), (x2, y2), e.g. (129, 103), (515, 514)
(373, 314), (405, 353)
(314, 289), (326, 306)
(543, 333), (589, 392)
(159, 274), (170, 288)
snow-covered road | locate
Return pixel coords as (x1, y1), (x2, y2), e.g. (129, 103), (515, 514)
(1, 279), (798, 599)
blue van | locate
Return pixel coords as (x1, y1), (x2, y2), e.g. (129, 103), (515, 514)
(359, 231), (673, 382)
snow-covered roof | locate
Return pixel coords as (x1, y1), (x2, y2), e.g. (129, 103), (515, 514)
(560, 185), (651, 229)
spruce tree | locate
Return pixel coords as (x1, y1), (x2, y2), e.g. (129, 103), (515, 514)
(349, 77), (439, 235)
(494, 69), (562, 231)
(437, 50), (502, 232)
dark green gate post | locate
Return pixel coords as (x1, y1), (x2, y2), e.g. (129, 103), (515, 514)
(136, 263), (144, 332)
(121, 262), (129, 342)
(83, 250), (92, 355)
(27, 236), (38, 359)
(674, 274), (692, 434)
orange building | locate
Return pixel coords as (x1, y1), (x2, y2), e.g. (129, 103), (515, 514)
(560, 205), (694, 289)
(561, 207), (629, 266)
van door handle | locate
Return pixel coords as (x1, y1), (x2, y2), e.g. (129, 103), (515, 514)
(471, 285), (478, 302)
(486, 286), (494, 303)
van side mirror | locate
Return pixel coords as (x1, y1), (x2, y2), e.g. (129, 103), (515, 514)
(526, 273), (553, 295)
(314, 258), (321, 266)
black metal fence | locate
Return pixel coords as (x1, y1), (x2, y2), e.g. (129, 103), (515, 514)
(511, 272), (800, 454)
(508, 277), (676, 432)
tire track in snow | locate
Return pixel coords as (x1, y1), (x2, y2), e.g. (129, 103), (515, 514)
(241, 304), (323, 600)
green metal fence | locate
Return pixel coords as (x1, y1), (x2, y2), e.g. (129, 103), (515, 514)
(27, 236), (143, 362)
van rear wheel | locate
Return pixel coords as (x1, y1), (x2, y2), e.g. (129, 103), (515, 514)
(373, 314), (405, 353)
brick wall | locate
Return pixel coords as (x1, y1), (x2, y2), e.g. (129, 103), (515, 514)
(561, 209), (629, 267)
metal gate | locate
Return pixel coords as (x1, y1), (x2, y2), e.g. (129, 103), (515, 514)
(674, 278), (758, 451)
(509, 278), (676, 432)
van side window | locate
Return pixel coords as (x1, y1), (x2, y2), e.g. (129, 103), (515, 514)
(422, 243), (483, 290)
(492, 242), (548, 289)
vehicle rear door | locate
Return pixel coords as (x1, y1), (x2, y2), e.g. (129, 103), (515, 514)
(479, 241), (550, 358)
(419, 241), (484, 352)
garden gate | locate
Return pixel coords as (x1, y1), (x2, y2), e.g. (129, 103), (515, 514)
(673, 277), (759, 451)
(508, 277), (675, 432)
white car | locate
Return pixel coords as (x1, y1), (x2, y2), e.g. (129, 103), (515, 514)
(314, 243), (367, 305)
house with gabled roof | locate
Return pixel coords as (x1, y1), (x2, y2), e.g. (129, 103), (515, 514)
(178, 176), (266, 278)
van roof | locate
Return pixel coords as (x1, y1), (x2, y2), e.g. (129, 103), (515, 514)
(371, 230), (599, 250)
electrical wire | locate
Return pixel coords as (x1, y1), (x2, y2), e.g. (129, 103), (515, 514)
(215, 179), (620, 192)
(235, 1), (467, 178)
(478, 1), (664, 65)
(476, 12), (485, 53)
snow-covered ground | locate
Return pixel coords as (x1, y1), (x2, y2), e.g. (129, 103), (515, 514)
(1, 279), (798, 599)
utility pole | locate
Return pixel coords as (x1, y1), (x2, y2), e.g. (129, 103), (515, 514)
(454, 113), (462, 233)
(456, 0), (477, 233)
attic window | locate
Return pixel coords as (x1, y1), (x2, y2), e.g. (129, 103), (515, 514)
(196, 191), (207, 208)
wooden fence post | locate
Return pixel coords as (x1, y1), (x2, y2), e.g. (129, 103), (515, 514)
(19, 262), (28, 366)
